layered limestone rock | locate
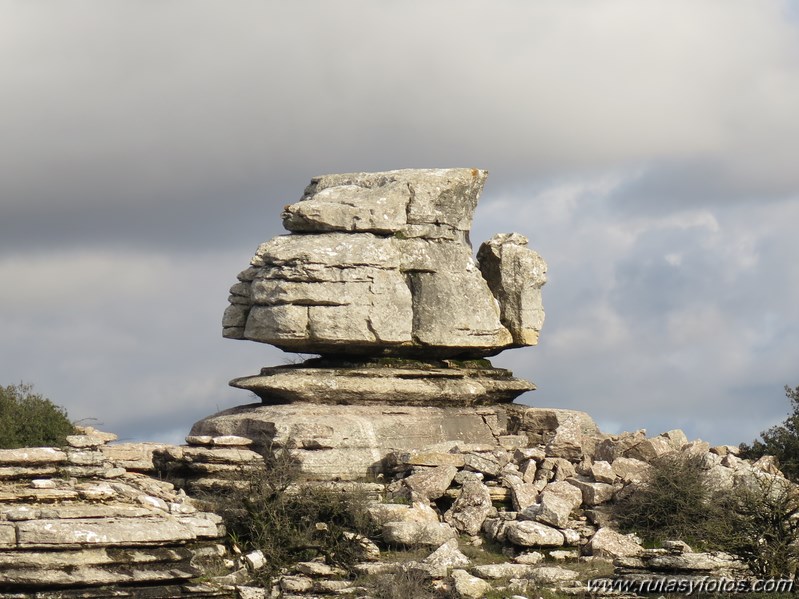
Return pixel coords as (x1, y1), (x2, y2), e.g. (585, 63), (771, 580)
(0, 428), (236, 598)
(223, 168), (547, 360)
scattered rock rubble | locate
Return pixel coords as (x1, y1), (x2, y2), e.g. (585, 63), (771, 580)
(2, 414), (793, 597)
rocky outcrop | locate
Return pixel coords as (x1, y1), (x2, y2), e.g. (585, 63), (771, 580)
(190, 404), (598, 480)
(223, 168), (547, 362)
(0, 428), (234, 598)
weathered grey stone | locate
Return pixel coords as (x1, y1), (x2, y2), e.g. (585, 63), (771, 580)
(368, 502), (440, 526)
(444, 478), (493, 536)
(587, 527), (643, 558)
(15, 515), (222, 548)
(296, 168), (486, 231)
(529, 565), (579, 584)
(611, 457), (651, 483)
(594, 430), (647, 463)
(590, 460), (616, 484)
(0, 447), (67, 465)
(505, 521), (565, 547)
(393, 450), (466, 469)
(503, 473), (538, 511)
(624, 436), (676, 462)
(283, 182), (410, 234)
(409, 269), (512, 352)
(231, 362), (533, 406)
(382, 521), (458, 546)
(463, 452), (503, 477)
(471, 562), (540, 579)
(567, 478), (615, 506)
(403, 465), (458, 501)
(660, 429), (689, 450)
(522, 492), (573, 529)
(0, 547), (200, 587)
(506, 406), (598, 456)
(477, 233), (547, 346)
(420, 539), (470, 577)
(451, 568), (492, 599)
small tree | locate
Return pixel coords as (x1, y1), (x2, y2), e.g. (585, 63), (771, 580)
(717, 474), (799, 578)
(740, 385), (799, 482)
(0, 383), (76, 449)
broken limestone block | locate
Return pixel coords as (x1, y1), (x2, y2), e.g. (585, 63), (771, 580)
(382, 521), (458, 546)
(451, 568), (492, 599)
(444, 478), (493, 536)
(587, 527), (644, 558)
(286, 168), (487, 234)
(477, 233), (547, 346)
(504, 520), (565, 548)
(402, 465), (458, 501)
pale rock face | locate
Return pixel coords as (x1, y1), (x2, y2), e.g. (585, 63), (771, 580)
(587, 527), (644, 558)
(451, 568), (492, 599)
(224, 168), (547, 360)
(504, 520), (565, 547)
(444, 478), (493, 536)
(477, 233), (547, 346)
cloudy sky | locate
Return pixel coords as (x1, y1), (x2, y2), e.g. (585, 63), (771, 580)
(2, 1), (798, 446)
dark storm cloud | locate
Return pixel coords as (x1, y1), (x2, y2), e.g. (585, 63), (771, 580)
(1, 1), (799, 445)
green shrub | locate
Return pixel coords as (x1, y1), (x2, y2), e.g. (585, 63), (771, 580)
(614, 452), (799, 578)
(740, 385), (799, 482)
(715, 474), (799, 578)
(209, 443), (377, 585)
(0, 383), (76, 448)
(614, 453), (725, 548)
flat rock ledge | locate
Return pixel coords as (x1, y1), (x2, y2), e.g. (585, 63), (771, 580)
(189, 404), (595, 480)
(230, 358), (534, 406)
(0, 427), (236, 599)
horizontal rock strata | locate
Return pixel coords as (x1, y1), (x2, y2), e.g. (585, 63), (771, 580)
(0, 427), (234, 598)
(229, 358), (533, 406)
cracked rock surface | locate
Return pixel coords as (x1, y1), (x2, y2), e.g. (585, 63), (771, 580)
(223, 168), (547, 360)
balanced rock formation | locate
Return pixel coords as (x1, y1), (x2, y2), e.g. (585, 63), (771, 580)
(223, 168), (547, 358)
(201, 169), (550, 477)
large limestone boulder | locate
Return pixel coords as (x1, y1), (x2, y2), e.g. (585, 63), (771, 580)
(191, 403), (505, 480)
(224, 168), (547, 360)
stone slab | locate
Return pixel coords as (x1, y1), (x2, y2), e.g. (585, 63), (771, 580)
(230, 361), (534, 406)
(190, 403), (508, 480)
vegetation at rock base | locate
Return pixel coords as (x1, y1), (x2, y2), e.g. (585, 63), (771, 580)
(207, 442), (378, 585)
(740, 384), (799, 482)
(714, 473), (799, 578)
(614, 451), (799, 578)
(614, 453), (723, 547)
(0, 382), (76, 449)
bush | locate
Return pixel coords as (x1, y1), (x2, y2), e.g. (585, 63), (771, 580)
(614, 452), (799, 578)
(740, 385), (799, 482)
(716, 474), (799, 578)
(209, 442), (378, 585)
(614, 453), (725, 548)
(0, 383), (76, 449)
